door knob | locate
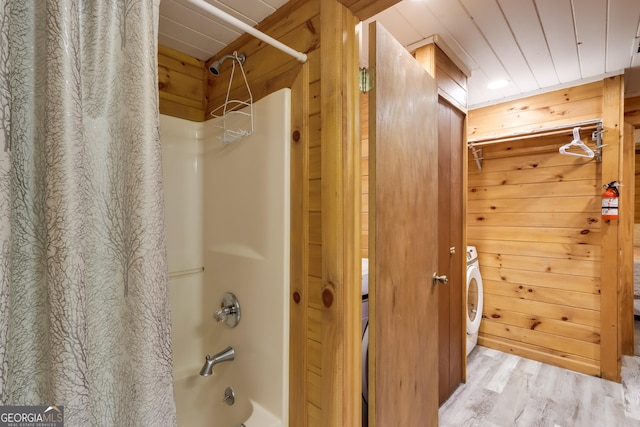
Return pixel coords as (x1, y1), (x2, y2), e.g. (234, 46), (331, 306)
(433, 273), (448, 286)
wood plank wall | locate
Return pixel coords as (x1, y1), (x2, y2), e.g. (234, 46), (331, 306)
(469, 133), (602, 375)
(468, 78), (629, 380)
(362, 93), (370, 259)
(158, 45), (207, 121)
(204, 1), (361, 425)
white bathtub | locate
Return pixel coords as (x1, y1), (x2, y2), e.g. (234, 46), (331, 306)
(172, 369), (281, 426)
(161, 89), (291, 427)
(242, 400), (282, 427)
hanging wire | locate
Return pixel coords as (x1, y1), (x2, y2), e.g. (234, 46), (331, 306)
(210, 51), (254, 144)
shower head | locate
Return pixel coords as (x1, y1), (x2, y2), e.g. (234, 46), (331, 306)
(209, 53), (246, 76)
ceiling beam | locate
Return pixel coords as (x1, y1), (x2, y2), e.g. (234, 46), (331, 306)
(338, 0), (401, 21)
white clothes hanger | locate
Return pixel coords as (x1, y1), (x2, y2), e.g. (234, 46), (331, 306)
(559, 127), (595, 158)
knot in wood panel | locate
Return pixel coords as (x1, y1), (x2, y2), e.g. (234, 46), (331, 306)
(322, 286), (334, 308)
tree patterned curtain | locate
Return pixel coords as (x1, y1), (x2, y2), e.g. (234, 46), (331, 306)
(0, 1), (176, 425)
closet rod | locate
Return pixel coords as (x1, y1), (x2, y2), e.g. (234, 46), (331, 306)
(468, 119), (602, 147)
(185, 0), (308, 63)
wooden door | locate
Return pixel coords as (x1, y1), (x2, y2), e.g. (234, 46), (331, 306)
(368, 21), (440, 427)
(437, 99), (464, 404)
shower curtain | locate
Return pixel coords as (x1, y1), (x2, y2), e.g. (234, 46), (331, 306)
(0, 1), (176, 426)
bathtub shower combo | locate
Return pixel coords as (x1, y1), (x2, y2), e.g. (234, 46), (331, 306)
(161, 89), (291, 426)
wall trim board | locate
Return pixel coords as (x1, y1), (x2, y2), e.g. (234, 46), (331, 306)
(600, 76), (623, 382)
(289, 63), (310, 427)
(478, 335), (600, 377)
(620, 122), (635, 356)
(319, 1), (361, 425)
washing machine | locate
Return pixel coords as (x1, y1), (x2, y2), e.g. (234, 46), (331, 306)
(466, 246), (484, 356)
(361, 258), (369, 426)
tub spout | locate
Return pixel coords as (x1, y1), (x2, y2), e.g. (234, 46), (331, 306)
(199, 346), (235, 376)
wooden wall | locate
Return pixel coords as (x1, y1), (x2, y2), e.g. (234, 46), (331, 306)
(158, 45), (207, 121)
(468, 133), (602, 375)
(467, 77), (631, 381)
(204, 0), (361, 425)
(362, 93), (370, 259)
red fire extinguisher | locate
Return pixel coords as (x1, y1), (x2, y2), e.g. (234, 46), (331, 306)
(602, 181), (619, 221)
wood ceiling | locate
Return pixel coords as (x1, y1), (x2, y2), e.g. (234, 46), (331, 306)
(159, 0), (640, 108)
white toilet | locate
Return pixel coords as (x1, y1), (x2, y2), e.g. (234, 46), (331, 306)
(466, 246), (484, 356)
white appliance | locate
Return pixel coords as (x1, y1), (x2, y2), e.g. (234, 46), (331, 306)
(361, 258), (369, 426)
(466, 246), (484, 356)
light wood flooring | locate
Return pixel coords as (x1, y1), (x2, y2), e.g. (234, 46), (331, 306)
(439, 344), (640, 426)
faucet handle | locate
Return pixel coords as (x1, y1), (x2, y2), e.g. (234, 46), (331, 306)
(214, 292), (241, 328)
(222, 387), (235, 405)
(213, 307), (232, 323)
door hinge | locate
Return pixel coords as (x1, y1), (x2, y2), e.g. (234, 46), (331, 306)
(359, 67), (374, 93)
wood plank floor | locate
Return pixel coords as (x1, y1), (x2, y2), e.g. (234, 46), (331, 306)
(439, 345), (640, 426)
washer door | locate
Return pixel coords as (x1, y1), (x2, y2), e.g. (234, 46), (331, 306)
(466, 265), (483, 334)
(362, 321), (368, 403)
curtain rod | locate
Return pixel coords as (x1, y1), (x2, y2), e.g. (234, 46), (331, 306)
(185, 0), (308, 64)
